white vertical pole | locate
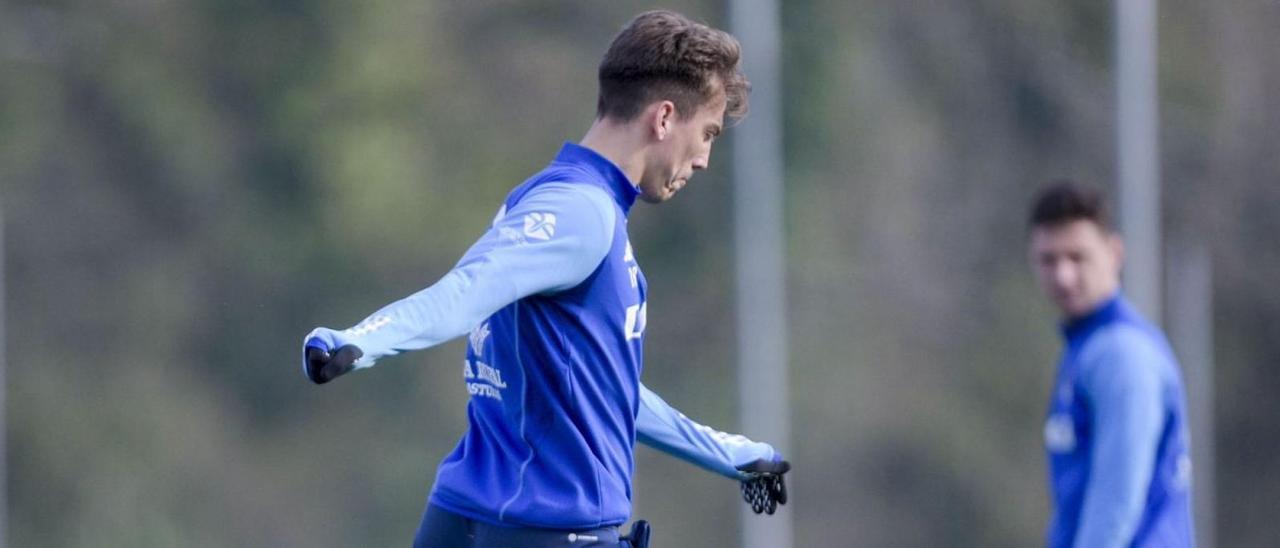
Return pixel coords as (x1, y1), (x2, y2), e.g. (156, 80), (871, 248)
(1168, 243), (1215, 548)
(1116, 0), (1162, 322)
(0, 202), (7, 548)
(728, 2), (792, 548)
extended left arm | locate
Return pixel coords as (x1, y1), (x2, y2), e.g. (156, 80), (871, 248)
(636, 383), (790, 514)
(635, 382), (780, 479)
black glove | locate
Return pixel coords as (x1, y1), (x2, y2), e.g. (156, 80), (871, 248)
(303, 343), (364, 385)
(736, 458), (790, 515)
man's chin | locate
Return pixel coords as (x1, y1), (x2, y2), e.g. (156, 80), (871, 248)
(638, 192), (666, 204)
(1053, 296), (1083, 318)
(639, 188), (677, 204)
(1059, 297), (1103, 320)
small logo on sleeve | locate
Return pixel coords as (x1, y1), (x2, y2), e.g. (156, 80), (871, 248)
(523, 212), (557, 240)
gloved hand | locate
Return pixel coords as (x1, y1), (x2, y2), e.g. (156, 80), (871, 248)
(302, 328), (364, 385)
(736, 458), (790, 515)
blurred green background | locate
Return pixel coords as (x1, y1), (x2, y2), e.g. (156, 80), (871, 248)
(2, 0), (1277, 546)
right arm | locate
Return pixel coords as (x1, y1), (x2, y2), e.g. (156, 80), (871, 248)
(303, 183), (616, 376)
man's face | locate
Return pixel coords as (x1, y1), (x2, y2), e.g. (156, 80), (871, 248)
(638, 92), (727, 204)
(1028, 219), (1124, 319)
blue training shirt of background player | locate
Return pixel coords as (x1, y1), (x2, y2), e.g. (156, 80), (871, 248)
(305, 142), (778, 530)
(1045, 294), (1194, 547)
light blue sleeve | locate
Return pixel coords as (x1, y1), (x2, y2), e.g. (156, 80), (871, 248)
(636, 382), (779, 480)
(1073, 327), (1167, 548)
(305, 183), (617, 369)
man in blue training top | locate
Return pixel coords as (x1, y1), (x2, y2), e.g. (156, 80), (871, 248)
(301, 10), (789, 548)
(1028, 181), (1194, 548)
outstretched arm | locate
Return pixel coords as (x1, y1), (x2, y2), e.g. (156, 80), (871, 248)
(635, 382), (779, 479)
(302, 183), (616, 383)
(636, 383), (790, 514)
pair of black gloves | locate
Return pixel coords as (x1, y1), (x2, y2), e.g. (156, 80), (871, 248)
(305, 345), (791, 515)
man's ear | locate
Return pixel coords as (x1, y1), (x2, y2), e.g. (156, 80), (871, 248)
(1108, 233), (1125, 267)
(648, 100), (676, 141)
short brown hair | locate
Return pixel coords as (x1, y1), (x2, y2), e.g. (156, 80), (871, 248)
(1028, 180), (1113, 231)
(596, 10), (750, 123)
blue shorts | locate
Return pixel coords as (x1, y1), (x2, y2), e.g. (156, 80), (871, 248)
(413, 504), (644, 547)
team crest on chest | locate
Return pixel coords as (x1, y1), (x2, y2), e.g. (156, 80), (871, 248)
(470, 321), (491, 356)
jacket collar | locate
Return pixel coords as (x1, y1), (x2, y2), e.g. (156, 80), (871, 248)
(552, 142), (640, 213)
(1061, 292), (1127, 343)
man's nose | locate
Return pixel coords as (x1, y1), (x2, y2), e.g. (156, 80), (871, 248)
(692, 154), (709, 170)
(1052, 262), (1076, 287)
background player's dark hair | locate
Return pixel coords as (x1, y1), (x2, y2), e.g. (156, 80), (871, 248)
(596, 10), (750, 123)
(1028, 180), (1113, 231)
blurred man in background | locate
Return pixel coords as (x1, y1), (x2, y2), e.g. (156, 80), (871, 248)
(1028, 181), (1194, 547)
(301, 10), (788, 547)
